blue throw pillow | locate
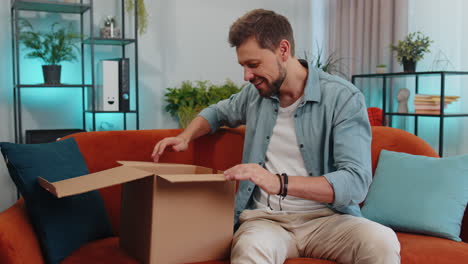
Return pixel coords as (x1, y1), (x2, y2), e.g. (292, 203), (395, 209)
(0, 138), (113, 264)
(361, 150), (468, 241)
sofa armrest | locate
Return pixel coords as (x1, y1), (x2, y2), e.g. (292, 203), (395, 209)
(0, 200), (45, 264)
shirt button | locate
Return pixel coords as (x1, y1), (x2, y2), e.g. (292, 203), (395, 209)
(266, 136), (270, 139)
(274, 109), (278, 113)
(294, 114), (298, 118)
(258, 162), (263, 166)
(309, 173), (313, 176)
(247, 188), (252, 192)
(300, 144), (304, 148)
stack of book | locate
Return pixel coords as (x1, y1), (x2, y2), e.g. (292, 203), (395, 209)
(414, 94), (460, 114)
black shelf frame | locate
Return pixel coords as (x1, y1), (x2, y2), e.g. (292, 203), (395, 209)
(352, 71), (468, 157)
(83, 37), (135, 45)
(12, 0), (91, 14)
(352, 71), (468, 78)
(16, 84), (93, 88)
(11, 0), (140, 143)
(85, 110), (137, 113)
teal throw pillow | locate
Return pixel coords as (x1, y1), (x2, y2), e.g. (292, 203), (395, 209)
(0, 138), (113, 264)
(362, 150), (468, 241)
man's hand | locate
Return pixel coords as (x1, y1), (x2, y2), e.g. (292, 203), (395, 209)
(224, 164), (280, 195)
(151, 137), (189, 162)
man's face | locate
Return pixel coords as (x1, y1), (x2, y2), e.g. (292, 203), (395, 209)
(236, 37), (286, 97)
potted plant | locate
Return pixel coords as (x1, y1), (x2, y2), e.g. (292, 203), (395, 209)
(19, 19), (80, 84)
(304, 47), (348, 78)
(390, 31), (433, 72)
(376, 64), (387, 74)
(164, 80), (243, 128)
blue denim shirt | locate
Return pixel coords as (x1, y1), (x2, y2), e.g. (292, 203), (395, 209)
(199, 60), (372, 228)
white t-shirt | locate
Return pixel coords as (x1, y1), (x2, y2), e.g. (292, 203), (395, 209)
(252, 96), (326, 213)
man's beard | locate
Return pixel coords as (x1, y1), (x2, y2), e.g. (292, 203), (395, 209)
(255, 60), (287, 97)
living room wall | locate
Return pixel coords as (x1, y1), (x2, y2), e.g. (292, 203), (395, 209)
(0, 0), (313, 141)
(139, 0), (313, 130)
(0, 0), (312, 211)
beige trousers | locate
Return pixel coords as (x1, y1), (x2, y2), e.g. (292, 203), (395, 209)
(231, 208), (400, 264)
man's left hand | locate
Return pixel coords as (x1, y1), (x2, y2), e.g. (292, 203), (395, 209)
(224, 164), (280, 195)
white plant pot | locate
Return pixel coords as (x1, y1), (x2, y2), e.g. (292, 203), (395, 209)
(376, 67), (387, 74)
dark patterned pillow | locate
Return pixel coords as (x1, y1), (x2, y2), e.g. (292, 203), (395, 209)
(0, 138), (113, 264)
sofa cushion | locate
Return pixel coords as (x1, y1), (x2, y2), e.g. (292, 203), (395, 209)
(362, 150), (468, 241)
(62, 237), (137, 264)
(62, 237), (336, 264)
(397, 232), (468, 263)
(70, 234), (467, 264)
(0, 138), (113, 264)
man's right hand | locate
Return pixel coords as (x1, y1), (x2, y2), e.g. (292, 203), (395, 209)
(151, 137), (189, 162)
(151, 116), (211, 162)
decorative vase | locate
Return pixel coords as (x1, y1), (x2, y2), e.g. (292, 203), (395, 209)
(100, 26), (121, 38)
(402, 59), (416, 73)
(42, 65), (62, 84)
(101, 16), (121, 38)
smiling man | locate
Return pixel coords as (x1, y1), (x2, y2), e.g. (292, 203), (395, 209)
(152, 9), (400, 264)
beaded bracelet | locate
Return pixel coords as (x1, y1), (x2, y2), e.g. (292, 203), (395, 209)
(266, 172), (288, 211)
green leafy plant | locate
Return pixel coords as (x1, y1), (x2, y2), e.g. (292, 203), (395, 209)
(165, 80), (243, 128)
(304, 46), (348, 77)
(19, 19), (80, 65)
(390, 31), (433, 64)
(125, 0), (148, 35)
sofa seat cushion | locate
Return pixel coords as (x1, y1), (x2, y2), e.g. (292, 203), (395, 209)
(60, 229), (468, 264)
(398, 232), (468, 263)
(194, 260), (334, 264)
(62, 237), (137, 264)
(62, 237), (336, 264)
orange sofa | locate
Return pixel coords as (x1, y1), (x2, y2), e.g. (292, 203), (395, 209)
(0, 126), (467, 264)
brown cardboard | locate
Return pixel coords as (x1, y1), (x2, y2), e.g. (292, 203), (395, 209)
(39, 162), (236, 264)
(38, 166), (153, 198)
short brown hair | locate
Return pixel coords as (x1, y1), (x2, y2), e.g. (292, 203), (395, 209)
(228, 9), (295, 56)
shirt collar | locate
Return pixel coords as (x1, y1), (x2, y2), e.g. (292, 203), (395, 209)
(299, 59), (322, 103)
(269, 59), (322, 103)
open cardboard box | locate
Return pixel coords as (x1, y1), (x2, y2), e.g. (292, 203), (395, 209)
(39, 161), (236, 264)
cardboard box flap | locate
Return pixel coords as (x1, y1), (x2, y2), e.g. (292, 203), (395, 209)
(39, 165), (153, 198)
(157, 173), (226, 183)
(117, 161), (182, 167)
(117, 161), (221, 175)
